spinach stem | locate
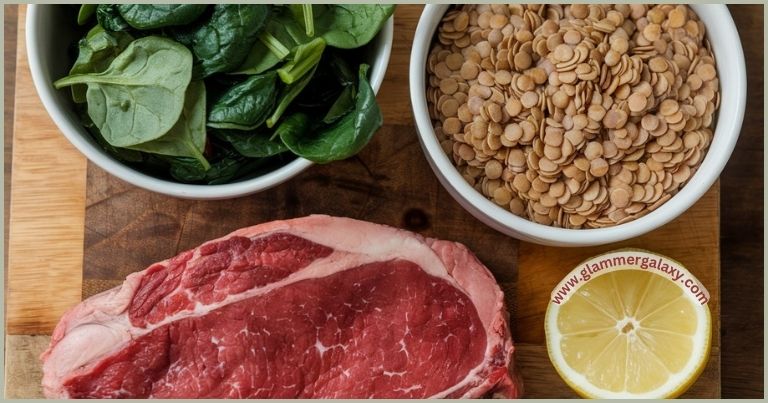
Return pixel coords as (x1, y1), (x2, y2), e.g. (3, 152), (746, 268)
(302, 4), (314, 37)
(258, 31), (290, 60)
(277, 38), (325, 85)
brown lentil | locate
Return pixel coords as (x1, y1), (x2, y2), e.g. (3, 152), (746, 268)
(427, 4), (719, 229)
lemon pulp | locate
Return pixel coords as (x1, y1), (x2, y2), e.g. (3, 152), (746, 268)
(546, 264), (711, 398)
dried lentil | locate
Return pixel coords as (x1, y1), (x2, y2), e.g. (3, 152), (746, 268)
(427, 4), (719, 229)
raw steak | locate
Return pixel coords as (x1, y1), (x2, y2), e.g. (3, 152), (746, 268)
(42, 215), (521, 398)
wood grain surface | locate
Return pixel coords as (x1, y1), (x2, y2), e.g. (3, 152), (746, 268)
(5, 6), (87, 336)
(719, 5), (765, 397)
(4, 4), (763, 399)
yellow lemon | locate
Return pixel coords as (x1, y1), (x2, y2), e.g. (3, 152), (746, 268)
(545, 250), (711, 398)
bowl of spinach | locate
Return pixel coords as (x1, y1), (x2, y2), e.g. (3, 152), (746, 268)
(26, 4), (394, 199)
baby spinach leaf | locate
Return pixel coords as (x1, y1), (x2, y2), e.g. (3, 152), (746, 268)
(267, 63), (318, 128)
(213, 129), (288, 158)
(293, 54), (345, 110)
(168, 148), (274, 185)
(320, 53), (357, 123)
(167, 156), (207, 182)
(69, 25), (134, 103)
(77, 4), (97, 26)
(312, 5), (395, 49)
(233, 39), (282, 76)
(280, 64), (382, 163)
(329, 53), (356, 86)
(207, 71), (278, 131)
(54, 36), (193, 147)
(323, 85), (356, 124)
(80, 110), (144, 163)
(126, 81), (209, 170)
(233, 13), (310, 75)
(96, 5), (131, 32)
(275, 112), (311, 146)
(173, 4), (269, 78)
(117, 5), (208, 30)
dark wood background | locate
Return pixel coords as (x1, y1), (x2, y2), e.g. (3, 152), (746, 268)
(4, 4), (763, 398)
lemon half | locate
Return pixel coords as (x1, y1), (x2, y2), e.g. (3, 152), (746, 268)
(545, 250), (711, 398)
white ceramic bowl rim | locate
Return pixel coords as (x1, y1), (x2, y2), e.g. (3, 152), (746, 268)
(410, 4), (746, 246)
(26, 5), (394, 200)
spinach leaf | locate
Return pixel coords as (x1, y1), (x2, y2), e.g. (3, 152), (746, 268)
(233, 10), (310, 75)
(329, 54), (356, 86)
(77, 4), (97, 26)
(96, 5), (131, 32)
(213, 129), (288, 158)
(54, 36), (193, 147)
(207, 71), (278, 131)
(266, 62), (318, 128)
(168, 148), (273, 185)
(274, 112), (310, 146)
(80, 110), (144, 163)
(69, 25), (133, 103)
(167, 156), (207, 182)
(323, 85), (355, 124)
(280, 64), (382, 163)
(233, 38), (281, 76)
(126, 81), (209, 170)
(172, 5), (269, 78)
(311, 5), (395, 49)
(277, 37), (325, 85)
(320, 53), (357, 123)
(117, 5), (208, 30)
(293, 53), (346, 109)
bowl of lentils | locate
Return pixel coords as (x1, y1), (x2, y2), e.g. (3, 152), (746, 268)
(410, 4), (745, 246)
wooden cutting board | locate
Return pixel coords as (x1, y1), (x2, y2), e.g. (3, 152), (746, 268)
(6, 5), (720, 398)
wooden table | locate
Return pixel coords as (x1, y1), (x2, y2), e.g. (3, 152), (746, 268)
(4, 4), (763, 398)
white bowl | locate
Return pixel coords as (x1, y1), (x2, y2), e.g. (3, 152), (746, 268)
(410, 5), (745, 247)
(27, 5), (393, 200)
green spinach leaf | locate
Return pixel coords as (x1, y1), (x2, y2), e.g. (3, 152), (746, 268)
(213, 129), (288, 158)
(69, 25), (134, 103)
(54, 36), (193, 147)
(117, 5), (208, 30)
(126, 81), (209, 170)
(172, 4), (269, 78)
(207, 71), (278, 130)
(167, 156), (207, 182)
(80, 109), (144, 163)
(294, 52), (348, 109)
(329, 53), (356, 86)
(274, 111), (310, 145)
(310, 5), (395, 49)
(267, 62), (318, 128)
(77, 4), (97, 26)
(233, 10), (310, 75)
(96, 5), (131, 32)
(321, 54), (357, 123)
(280, 64), (382, 163)
(323, 85), (356, 124)
(168, 148), (274, 185)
